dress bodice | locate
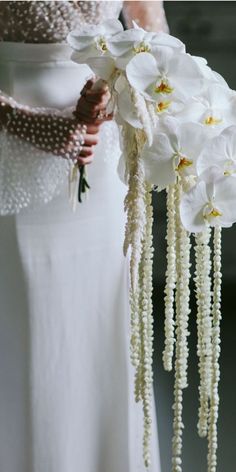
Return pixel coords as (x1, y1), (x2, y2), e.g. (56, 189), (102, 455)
(0, 1), (123, 43)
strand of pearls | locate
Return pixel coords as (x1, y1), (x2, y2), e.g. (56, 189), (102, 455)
(207, 226), (222, 472)
(163, 184), (177, 371)
(122, 124), (147, 406)
(138, 183), (154, 467)
(122, 129), (155, 469)
(122, 114), (155, 467)
(194, 228), (212, 438)
(172, 181), (191, 472)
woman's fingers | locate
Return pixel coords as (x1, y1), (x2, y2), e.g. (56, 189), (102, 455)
(85, 124), (100, 134)
(79, 146), (94, 157)
(92, 113), (114, 126)
(84, 89), (110, 104)
(77, 106), (114, 125)
(77, 155), (94, 165)
(77, 96), (108, 119)
(77, 146), (94, 165)
(80, 78), (95, 96)
(83, 133), (99, 146)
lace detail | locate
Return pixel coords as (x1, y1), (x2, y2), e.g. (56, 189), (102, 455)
(0, 1), (123, 43)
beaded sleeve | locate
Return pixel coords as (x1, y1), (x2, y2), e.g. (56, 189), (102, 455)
(0, 91), (86, 215)
(0, 92), (85, 160)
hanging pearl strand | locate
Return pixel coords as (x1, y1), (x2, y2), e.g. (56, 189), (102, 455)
(207, 226), (222, 472)
(194, 227), (213, 438)
(163, 184), (177, 372)
(172, 181), (191, 472)
(129, 90), (154, 411)
(123, 125), (146, 289)
(122, 123), (147, 403)
(137, 183), (154, 467)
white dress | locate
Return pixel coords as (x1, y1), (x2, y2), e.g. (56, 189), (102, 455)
(0, 2), (161, 472)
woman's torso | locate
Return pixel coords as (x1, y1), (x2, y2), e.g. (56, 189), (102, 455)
(0, 1), (124, 216)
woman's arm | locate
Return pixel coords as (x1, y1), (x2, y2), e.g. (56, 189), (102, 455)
(122, 1), (169, 33)
(0, 80), (111, 165)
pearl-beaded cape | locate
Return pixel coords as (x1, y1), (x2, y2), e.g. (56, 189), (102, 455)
(0, 2), (162, 472)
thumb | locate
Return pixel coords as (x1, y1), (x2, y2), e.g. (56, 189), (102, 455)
(80, 77), (96, 96)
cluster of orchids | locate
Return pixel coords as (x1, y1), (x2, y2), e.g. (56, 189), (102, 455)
(67, 19), (236, 472)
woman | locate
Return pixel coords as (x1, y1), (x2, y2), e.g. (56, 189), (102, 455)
(0, 2), (168, 472)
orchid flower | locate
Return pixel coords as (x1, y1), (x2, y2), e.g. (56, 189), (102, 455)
(141, 118), (208, 190)
(177, 83), (236, 134)
(126, 50), (205, 107)
(192, 56), (229, 88)
(180, 175), (236, 232)
(67, 20), (123, 80)
(117, 86), (143, 128)
(67, 19), (123, 61)
(108, 21), (185, 69)
(197, 125), (236, 178)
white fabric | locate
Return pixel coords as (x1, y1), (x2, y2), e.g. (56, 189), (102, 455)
(0, 42), (161, 472)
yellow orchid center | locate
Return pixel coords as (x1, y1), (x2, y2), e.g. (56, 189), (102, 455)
(203, 202), (222, 223)
(224, 169), (236, 176)
(174, 153), (193, 172)
(177, 157), (193, 171)
(209, 208), (222, 217)
(133, 42), (151, 54)
(223, 160), (236, 176)
(154, 80), (174, 95)
(204, 116), (222, 126)
(96, 36), (108, 52)
(156, 101), (171, 113)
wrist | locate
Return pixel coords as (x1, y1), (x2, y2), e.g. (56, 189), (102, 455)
(0, 101), (15, 127)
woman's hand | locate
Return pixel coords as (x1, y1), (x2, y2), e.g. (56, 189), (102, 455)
(72, 78), (113, 166)
(0, 78), (112, 166)
(75, 79), (113, 125)
(71, 123), (100, 166)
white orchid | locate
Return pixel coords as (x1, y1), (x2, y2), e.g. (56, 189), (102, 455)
(67, 20), (124, 80)
(177, 83), (236, 134)
(197, 125), (236, 179)
(126, 49), (205, 109)
(192, 56), (229, 88)
(117, 86), (143, 128)
(108, 21), (185, 69)
(67, 19), (123, 61)
(141, 118), (208, 190)
(180, 176), (236, 232)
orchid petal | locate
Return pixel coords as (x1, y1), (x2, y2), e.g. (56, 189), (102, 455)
(168, 53), (205, 99)
(86, 56), (116, 81)
(117, 87), (142, 128)
(197, 125), (236, 177)
(108, 29), (144, 56)
(142, 133), (176, 189)
(151, 32), (185, 52)
(214, 176), (236, 224)
(126, 52), (158, 100)
(180, 181), (209, 232)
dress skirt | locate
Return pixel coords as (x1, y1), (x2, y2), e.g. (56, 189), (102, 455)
(0, 41), (161, 472)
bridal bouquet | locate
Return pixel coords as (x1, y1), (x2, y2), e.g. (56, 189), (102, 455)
(67, 20), (236, 472)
